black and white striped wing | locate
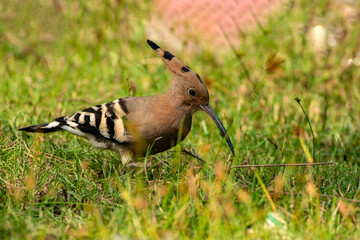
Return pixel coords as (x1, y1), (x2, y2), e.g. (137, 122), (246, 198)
(58, 98), (133, 145)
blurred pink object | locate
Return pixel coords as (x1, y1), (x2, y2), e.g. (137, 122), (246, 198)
(148, 0), (279, 51)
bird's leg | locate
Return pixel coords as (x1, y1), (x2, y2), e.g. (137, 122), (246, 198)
(181, 149), (206, 164)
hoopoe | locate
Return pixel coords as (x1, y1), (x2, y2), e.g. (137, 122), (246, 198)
(20, 40), (235, 163)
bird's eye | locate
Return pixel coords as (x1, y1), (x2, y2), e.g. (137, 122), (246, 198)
(189, 89), (196, 96)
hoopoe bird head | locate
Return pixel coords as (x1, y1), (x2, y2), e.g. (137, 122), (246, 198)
(147, 40), (234, 155)
(147, 40), (209, 111)
(20, 40), (234, 164)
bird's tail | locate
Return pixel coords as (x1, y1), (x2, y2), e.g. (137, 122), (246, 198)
(19, 121), (64, 133)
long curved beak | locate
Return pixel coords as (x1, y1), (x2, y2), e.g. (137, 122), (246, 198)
(200, 103), (235, 156)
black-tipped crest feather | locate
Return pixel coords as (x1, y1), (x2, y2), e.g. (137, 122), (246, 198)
(147, 39), (160, 50)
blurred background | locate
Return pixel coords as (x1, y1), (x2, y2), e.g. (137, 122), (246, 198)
(1, 0), (360, 238)
(148, 0), (279, 50)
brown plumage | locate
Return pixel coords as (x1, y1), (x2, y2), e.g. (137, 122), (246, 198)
(20, 40), (234, 163)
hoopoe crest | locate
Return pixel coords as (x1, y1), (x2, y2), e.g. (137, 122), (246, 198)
(20, 40), (235, 163)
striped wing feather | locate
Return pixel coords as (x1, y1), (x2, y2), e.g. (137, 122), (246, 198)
(60, 98), (133, 144)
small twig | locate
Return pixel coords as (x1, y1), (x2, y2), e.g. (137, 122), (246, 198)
(2, 137), (21, 151)
(0, 176), (27, 190)
(229, 162), (333, 169)
(320, 194), (360, 204)
(41, 152), (72, 163)
(103, 197), (121, 206)
(201, 162), (333, 179)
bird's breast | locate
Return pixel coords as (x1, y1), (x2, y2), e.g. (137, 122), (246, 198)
(129, 109), (193, 155)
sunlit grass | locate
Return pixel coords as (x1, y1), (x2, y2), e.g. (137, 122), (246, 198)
(1, 0), (359, 239)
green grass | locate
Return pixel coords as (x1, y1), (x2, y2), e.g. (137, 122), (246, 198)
(1, 0), (359, 239)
